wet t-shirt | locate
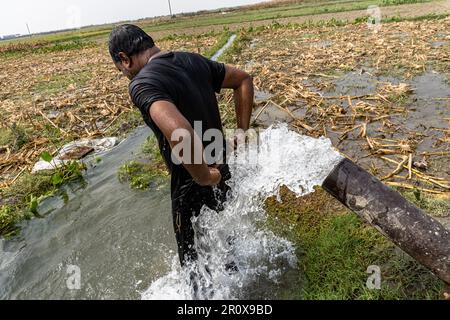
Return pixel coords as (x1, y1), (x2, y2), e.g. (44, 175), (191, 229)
(128, 51), (226, 199)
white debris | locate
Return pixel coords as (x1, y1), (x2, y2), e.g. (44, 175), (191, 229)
(32, 159), (71, 173)
(32, 137), (120, 173)
(59, 137), (119, 156)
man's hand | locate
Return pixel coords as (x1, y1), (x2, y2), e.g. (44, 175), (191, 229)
(149, 100), (220, 187)
(206, 168), (222, 186)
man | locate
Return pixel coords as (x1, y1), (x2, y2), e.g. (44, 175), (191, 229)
(108, 25), (254, 267)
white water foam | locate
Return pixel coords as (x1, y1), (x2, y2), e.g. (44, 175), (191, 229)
(141, 124), (343, 300)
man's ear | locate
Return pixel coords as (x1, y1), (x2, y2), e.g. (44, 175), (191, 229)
(118, 52), (132, 69)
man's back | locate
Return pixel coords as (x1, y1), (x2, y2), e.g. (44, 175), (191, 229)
(129, 52), (226, 169)
(128, 51), (229, 202)
(109, 24), (254, 267)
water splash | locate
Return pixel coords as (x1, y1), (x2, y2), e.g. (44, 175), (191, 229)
(141, 124), (343, 300)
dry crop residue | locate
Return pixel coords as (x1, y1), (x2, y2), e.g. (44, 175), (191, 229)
(229, 17), (450, 195)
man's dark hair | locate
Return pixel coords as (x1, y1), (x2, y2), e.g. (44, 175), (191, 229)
(109, 24), (155, 63)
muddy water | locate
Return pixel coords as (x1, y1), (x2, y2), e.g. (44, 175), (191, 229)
(306, 70), (450, 172)
(0, 127), (177, 299)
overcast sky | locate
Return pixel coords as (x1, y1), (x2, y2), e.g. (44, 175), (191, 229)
(0, 0), (264, 37)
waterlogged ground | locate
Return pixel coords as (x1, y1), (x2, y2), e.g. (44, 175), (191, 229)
(224, 16), (449, 298)
(1, 12), (449, 300)
(237, 17), (450, 211)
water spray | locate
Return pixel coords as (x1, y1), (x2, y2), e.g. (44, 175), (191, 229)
(143, 125), (450, 300)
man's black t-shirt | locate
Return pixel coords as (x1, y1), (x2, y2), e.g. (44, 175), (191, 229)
(128, 51), (226, 199)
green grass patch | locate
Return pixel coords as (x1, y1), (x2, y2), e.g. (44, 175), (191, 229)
(105, 109), (144, 137)
(0, 124), (31, 151)
(40, 123), (68, 146)
(118, 161), (168, 190)
(0, 40), (96, 59)
(0, 204), (29, 238)
(382, 12), (450, 23)
(265, 187), (445, 300)
(382, 0), (428, 4)
(203, 30), (233, 59)
(33, 70), (91, 95)
(141, 135), (165, 162)
(118, 135), (168, 190)
(0, 0), (434, 48)
(401, 189), (450, 218)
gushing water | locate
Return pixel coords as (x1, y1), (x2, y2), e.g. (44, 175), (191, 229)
(141, 124), (343, 300)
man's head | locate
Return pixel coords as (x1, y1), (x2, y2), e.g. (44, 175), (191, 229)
(109, 24), (156, 80)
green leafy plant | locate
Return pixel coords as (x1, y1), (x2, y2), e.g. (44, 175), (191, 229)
(39, 151), (86, 188)
(0, 205), (22, 238)
(0, 151), (87, 237)
(0, 124), (30, 151)
(118, 136), (168, 190)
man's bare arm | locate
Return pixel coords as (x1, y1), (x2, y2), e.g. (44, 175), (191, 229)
(149, 100), (221, 186)
(222, 65), (254, 131)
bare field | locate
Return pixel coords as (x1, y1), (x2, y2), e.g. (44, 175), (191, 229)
(225, 17), (450, 198)
(0, 34), (222, 189)
(146, 0), (450, 40)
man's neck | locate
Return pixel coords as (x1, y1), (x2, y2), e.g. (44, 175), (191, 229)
(132, 47), (163, 78)
(146, 47), (163, 64)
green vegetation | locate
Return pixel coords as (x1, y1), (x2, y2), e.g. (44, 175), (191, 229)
(0, 124), (31, 151)
(138, 0), (430, 35)
(0, 153), (86, 238)
(41, 124), (68, 146)
(0, 205), (25, 238)
(118, 135), (168, 190)
(402, 189), (450, 218)
(141, 135), (164, 161)
(118, 161), (168, 190)
(33, 70), (91, 95)
(203, 29), (233, 59)
(0, 40), (95, 59)
(265, 187), (445, 300)
(382, 12), (450, 22)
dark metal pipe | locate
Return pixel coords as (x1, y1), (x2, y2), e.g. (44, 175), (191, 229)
(322, 158), (450, 285)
